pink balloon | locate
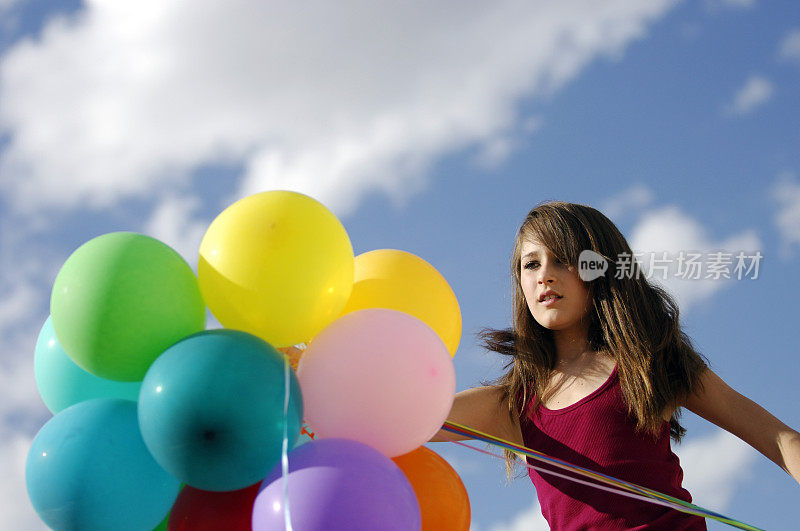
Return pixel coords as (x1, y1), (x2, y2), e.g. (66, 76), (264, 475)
(296, 308), (456, 457)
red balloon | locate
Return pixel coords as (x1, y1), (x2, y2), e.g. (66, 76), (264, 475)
(167, 482), (260, 531)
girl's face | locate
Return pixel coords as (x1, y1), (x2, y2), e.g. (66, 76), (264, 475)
(519, 239), (592, 331)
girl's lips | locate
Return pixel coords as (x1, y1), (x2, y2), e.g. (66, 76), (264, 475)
(540, 296), (562, 306)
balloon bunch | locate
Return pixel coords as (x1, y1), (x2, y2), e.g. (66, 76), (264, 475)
(27, 190), (470, 531)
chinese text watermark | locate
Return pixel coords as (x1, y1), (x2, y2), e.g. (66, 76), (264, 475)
(578, 250), (763, 282)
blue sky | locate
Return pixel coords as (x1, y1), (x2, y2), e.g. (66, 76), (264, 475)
(1, 0), (798, 529)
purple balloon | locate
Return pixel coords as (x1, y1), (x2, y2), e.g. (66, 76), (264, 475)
(252, 438), (421, 531)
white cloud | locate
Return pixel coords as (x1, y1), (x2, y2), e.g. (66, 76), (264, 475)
(0, 281), (39, 342)
(0, 433), (47, 530)
(0, 291), (47, 439)
(768, 171), (800, 260)
(0, 229), (68, 530)
(471, 115), (544, 170)
(0, 3), (690, 527)
(778, 29), (800, 64)
(598, 183), (656, 223)
(1, 0), (682, 221)
(142, 194), (210, 269)
(725, 75), (773, 116)
(489, 499), (550, 531)
(626, 205), (762, 313)
(0, 278), (51, 531)
(672, 427), (757, 511)
(473, 136), (517, 170)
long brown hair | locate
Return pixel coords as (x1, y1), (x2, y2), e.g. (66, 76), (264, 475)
(479, 200), (712, 480)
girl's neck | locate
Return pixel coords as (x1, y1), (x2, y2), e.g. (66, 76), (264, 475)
(551, 321), (592, 367)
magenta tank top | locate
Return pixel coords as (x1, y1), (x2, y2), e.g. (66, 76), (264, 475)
(519, 363), (707, 530)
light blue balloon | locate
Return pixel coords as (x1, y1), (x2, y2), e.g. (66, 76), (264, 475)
(138, 329), (303, 492)
(34, 316), (141, 413)
(26, 398), (180, 531)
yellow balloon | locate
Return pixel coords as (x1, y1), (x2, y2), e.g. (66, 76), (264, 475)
(339, 249), (461, 357)
(198, 191), (354, 347)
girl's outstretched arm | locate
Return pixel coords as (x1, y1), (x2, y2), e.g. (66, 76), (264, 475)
(429, 386), (523, 445)
(684, 367), (800, 485)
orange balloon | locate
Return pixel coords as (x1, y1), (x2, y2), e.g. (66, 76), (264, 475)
(392, 446), (470, 530)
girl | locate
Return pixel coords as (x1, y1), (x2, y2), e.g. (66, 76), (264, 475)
(430, 200), (800, 530)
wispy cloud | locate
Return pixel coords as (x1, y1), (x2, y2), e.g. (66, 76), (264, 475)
(720, 0), (756, 8)
(705, 0), (756, 10)
(778, 29), (800, 64)
(598, 183), (656, 223)
(768, 171), (800, 260)
(0, 432), (47, 530)
(0, 0), (682, 220)
(142, 194), (210, 268)
(0, 2), (688, 528)
(672, 427), (757, 511)
(489, 499), (550, 531)
(0, 0), (21, 19)
(626, 204), (762, 313)
(724, 75), (774, 116)
(0, 275), (51, 530)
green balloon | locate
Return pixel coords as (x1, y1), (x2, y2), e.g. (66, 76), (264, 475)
(51, 232), (206, 381)
(152, 512), (169, 531)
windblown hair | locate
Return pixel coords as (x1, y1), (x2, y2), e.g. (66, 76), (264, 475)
(479, 200), (712, 480)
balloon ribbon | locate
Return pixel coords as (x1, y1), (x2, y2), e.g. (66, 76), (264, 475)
(280, 351), (293, 530)
(441, 420), (764, 531)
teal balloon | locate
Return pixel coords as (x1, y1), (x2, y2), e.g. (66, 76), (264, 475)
(34, 316), (141, 413)
(26, 398), (180, 531)
(50, 232), (206, 382)
(138, 329), (303, 492)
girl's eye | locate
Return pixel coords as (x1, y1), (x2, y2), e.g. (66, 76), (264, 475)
(523, 259), (563, 270)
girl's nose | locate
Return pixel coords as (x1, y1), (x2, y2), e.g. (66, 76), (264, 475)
(538, 269), (556, 285)
(536, 260), (558, 284)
